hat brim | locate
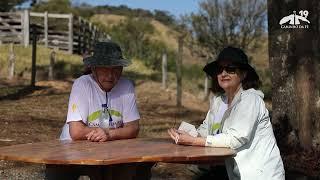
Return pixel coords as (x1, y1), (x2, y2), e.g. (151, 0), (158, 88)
(203, 61), (259, 78)
(83, 56), (131, 67)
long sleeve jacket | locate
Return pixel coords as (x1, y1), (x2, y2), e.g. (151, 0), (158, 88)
(197, 88), (285, 180)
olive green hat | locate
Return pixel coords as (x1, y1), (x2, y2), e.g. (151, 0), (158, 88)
(83, 41), (131, 67)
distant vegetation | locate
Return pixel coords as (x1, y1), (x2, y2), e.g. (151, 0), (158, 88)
(3, 0), (271, 98)
(29, 0), (177, 28)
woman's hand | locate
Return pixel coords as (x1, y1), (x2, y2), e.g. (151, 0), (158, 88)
(167, 128), (196, 146)
(85, 128), (109, 142)
(168, 128), (206, 146)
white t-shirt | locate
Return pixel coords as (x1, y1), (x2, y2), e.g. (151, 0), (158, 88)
(60, 75), (140, 140)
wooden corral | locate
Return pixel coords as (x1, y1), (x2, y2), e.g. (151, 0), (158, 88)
(0, 10), (108, 54)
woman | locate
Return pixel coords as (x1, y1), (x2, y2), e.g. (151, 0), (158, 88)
(168, 47), (285, 180)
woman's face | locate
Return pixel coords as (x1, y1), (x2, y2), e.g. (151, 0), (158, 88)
(216, 61), (243, 92)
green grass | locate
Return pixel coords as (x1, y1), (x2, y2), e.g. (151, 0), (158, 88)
(0, 44), (271, 100)
(0, 44), (82, 78)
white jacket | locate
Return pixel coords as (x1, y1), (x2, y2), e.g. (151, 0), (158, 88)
(198, 88), (285, 180)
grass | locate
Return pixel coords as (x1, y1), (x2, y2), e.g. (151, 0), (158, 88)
(0, 38), (271, 100)
(0, 44), (82, 79)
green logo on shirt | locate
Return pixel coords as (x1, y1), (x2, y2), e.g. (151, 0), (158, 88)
(88, 109), (122, 122)
(211, 123), (221, 132)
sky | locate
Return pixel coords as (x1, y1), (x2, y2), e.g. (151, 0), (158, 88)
(73, 0), (200, 18)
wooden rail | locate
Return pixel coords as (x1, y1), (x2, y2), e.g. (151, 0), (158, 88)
(0, 10), (108, 54)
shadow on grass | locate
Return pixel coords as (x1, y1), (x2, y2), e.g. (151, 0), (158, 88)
(0, 85), (49, 101)
(123, 71), (161, 84)
(142, 103), (205, 120)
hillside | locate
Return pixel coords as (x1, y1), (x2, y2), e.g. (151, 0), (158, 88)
(91, 14), (202, 66)
(90, 13), (271, 97)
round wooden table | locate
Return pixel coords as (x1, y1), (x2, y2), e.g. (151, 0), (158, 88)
(0, 138), (235, 165)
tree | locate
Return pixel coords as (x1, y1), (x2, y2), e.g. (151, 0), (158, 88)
(108, 17), (155, 59)
(154, 10), (176, 26)
(268, 0), (320, 151)
(31, 0), (75, 14)
(186, 0), (266, 58)
(0, 0), (32, 11)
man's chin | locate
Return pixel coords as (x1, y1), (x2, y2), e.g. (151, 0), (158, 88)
(101, 84), (114, 91)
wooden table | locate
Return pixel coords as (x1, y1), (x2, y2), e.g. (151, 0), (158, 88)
(0, 138), (235, 165)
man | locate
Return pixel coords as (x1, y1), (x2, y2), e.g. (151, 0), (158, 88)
(60, 41), (139, 142)
(46, 41), (150, 180)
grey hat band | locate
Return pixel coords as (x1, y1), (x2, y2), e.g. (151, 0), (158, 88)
(83, 56), (131, 67)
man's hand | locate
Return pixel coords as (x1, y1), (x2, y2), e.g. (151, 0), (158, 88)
(85, 128), (109, 142)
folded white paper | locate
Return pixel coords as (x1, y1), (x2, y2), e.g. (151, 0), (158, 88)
(178, 121), (198, 137)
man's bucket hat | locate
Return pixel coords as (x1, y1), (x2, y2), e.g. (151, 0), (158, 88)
(83, 41), (131, 67)
(203, 46), (259, 79)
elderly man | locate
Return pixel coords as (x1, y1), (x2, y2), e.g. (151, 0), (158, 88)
(46, 41), (151, 180)
(60, 41), (139, 142)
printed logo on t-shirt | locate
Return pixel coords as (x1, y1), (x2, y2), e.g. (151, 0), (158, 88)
(71, 104), (77, 112)
(87, 109), (123, 128)
(211, 123), (220, 131)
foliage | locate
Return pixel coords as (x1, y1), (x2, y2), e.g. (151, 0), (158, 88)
(0, 0), (31, 11)
(104, 17), (177, 71)
(72, 3), (95, 19)
(93, 5), (176, 27)
(186, 0), (267, 59)
(108, 17), (155, 57)
(31, 0), (76, 14)
(153, 10), (176, 27)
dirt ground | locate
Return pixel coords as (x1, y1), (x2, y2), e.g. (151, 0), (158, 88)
(0, 78), (209, 180)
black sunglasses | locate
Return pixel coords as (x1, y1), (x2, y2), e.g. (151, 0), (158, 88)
(216, 65), (239, 74)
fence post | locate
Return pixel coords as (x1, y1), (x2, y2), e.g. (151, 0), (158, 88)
(162, 52), (167, 89)
(49, 47), (57, 80)
(176, 36), (183, 107)
(31, 25), (37, 87)
(88, 22), (92, 51)
(8, 43), (15, 80)
(44, 11), (48, 48)
(22, 9), (29, 47)
(68, 13), (73, 54)
(78, 16), (82, 54)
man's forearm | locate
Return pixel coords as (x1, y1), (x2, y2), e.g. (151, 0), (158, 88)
(108, 121), (139, 140)
(69, 121), (97, 140)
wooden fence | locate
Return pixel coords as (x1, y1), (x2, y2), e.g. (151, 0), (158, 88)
(0, 10), (108, 54)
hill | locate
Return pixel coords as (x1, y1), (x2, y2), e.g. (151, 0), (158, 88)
(91, 14), (201, 66)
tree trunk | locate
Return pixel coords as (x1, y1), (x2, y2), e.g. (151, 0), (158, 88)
(268, 0), (320, 150)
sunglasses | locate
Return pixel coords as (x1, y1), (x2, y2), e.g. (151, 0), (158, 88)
(216, 65), (239, 74)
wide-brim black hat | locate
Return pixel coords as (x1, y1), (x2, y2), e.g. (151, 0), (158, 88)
(203, 46), (259, 78)
(83, 41), (131, 67)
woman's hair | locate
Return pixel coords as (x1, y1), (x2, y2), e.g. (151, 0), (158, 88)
(210, 68), (262, 94)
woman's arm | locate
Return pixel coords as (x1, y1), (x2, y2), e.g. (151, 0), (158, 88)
(168, 128), (206, 146)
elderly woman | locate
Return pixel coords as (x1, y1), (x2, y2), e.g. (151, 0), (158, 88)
(168, 47), (285, 180)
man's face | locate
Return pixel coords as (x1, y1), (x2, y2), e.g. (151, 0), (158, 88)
(93, 66), (123, 91)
